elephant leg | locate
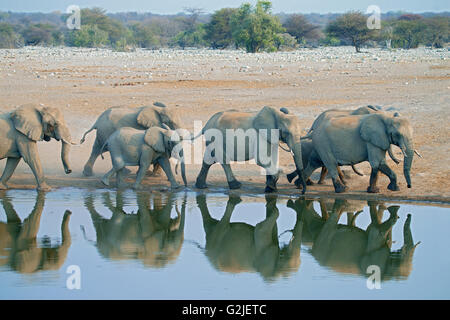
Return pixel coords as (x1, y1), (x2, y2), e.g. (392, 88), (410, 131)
(367, 167), (380, 193)
(134, 155), (152, 190)
(286, 170), (298, 183)
(157, 156), (179, 189)
(101, 168), (115, 186)
(317, 166), (328, 184)
(116, 168), (127, 188)
(264, 171), (280, 193)
(195, 161), (213, 189)
(0, 157), (21, 189)
(337, 167), (346, 185)
(149, 163), (163, 177)
(323, 165), (346, 193)
(18, 140), (50, 191)
(220, 163), (241, 189)
(379, 162), (399, 191)
(83, 136), (103, 176)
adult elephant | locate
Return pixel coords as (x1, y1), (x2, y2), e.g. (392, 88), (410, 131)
(0, 104), (73, 191)
(193, 106), (307, 193)
(80, 102), (181, 177)
(310, 200), (419, 281)
(196, 194), (302, 282)
(0, 192), (72, 273)
(84, 192), (185, 268)
(286, 105), (401, 186)
(303, 113), (415, 193)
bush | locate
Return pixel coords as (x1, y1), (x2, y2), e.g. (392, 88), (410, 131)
(22, 23), (61, 46)
(326, 11), (378, 52)
(0, 22), (23, 48)
(129, 22), (156, 48)
(231, 0), (285, 53)
(283, 14), (322, 44)
(204, 8), (238, 49)
(71, 24), (109, 47)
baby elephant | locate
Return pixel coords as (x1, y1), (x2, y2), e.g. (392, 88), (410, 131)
(100, 126), (187, 189)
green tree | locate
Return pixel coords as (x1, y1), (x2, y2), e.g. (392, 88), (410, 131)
(22, 23), (61, 46)
(326, 11), (378, 52)
(283, 14), (321, 44)
(231, 0), (284, 53)
(129, 22), (156, 48)
(71, 24), (109, 47)
(204, 8), (238, 49)
(392, 19), (426, 49)
(423, 16), (449, 48)
(0, 22), (23, 48)
(172, 23), (207, 49)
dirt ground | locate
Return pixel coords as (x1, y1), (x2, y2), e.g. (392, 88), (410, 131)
(0, 46), (449, 204)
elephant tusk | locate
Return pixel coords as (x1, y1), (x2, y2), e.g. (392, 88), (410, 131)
(414, 149), (423, 158)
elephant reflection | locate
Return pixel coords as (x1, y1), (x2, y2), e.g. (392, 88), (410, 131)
(0, 192), (72, 273)
(287, 198), (419, 281)
(196, 194), (302, 282)
(84, 192), (185, 267)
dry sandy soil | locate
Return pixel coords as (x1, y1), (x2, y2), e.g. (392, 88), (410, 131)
(0, 46), (449, 204)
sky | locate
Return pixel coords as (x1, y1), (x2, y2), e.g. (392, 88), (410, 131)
(0, 0), (448, 14)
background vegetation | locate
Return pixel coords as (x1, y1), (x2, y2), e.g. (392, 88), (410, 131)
(0, 1), (448, 52)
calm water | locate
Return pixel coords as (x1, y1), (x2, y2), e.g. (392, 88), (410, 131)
(0, 188), (449, 300)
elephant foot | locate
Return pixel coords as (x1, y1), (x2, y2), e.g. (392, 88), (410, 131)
(101, 176), (110, 186)
(228, 180), (242, 190)
(317, 180), (325, 185)
(367, 186), (380, 193)
(83, 167), (94, 177)
(37, 183), (51, 192)
(265, 185), (277, 193)
(286, 171), (297, 183)
(387, 182), (400, 191)
(195, 179), (208, 189)
(170, 183), (181, 190)
(333, 181), (347, 193)
(133, 183), (144, 190)
(0, 182), (8, 190)
(294, 178), (302, 189)
(306, 178), (314, 186)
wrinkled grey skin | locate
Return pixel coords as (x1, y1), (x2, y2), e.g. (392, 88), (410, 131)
(83, 192), (185, 268)
(287, 198), (419, 281)
(100, 126), (187, 190)
(196, 194), (302, 282)
(303, 113), (415, 193)
(193, 106), (307, 193)
(0, 104), (73, 191)
(286, 105), (400, 186)
(286, 138), (363, 187)
(0, 192), (72, 273)
(80, 102), (181, 177)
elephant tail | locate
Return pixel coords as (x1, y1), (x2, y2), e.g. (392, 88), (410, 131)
(79, 124), (97, 144)
(351, 165), (364, 176)
(99, 140), (109, 160)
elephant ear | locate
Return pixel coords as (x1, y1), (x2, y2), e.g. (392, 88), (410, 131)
(360, 114), (390, 150)
(144, 127), (166, 153)
(11, 104), (43, 141)
(253, 106), (279, 144)
(137, 107), (160, 128)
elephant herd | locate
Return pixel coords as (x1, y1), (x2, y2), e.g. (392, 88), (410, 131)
(0, 192), (419, 283)
(0, 102), (417, 194)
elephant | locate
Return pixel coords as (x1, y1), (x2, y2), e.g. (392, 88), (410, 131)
(287, 198), (419, 281)
(0, 192), (72, 273)
(83, 191), (185, 268)
(302, 113), (415, 193)
(99, 125), (187, 189)
(193, 106), (307, 193)
(0, 104), (73, 191)
(285, 105), (401, 187)
(196, 194), (303, 282)
(286, 137), (364, 187)
(80, 102), (181, 177)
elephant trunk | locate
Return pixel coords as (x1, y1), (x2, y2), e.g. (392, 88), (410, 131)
(57, 125), (72, 174)
(401, 139), (414, 188)
(290, 138), (307, 194)
(179, 148), (187, 186)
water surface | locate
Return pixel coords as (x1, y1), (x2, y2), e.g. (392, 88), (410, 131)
(0, 188), (449, 299)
